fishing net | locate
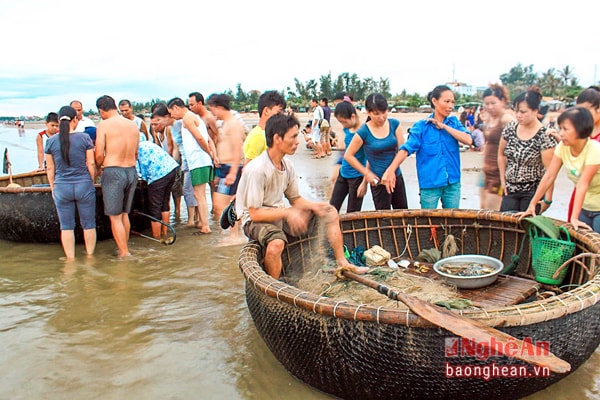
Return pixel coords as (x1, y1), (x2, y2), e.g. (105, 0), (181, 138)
(296, 265), (460, 309)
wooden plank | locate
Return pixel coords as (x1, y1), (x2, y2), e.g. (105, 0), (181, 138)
(400, 263), (541, 307)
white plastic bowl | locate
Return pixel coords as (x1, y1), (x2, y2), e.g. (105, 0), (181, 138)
(433, 255), (504, 289)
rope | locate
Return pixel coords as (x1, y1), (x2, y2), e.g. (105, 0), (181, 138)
(398, 225), (412, 257)
(376, 306), (384, 324)
(293, 291), (308, 307)
(353, 304), (367, 321)
(503, 233), (528, 275)
(333, 300), (347, 318)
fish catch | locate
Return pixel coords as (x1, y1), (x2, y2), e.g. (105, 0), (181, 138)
(438, 262), (496, 277)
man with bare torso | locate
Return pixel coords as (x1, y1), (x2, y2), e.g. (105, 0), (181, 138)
(95, 95), (140, 257)
(206, 93), (246, 244)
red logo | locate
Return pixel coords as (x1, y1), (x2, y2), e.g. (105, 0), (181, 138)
(445, 337), (459, 357)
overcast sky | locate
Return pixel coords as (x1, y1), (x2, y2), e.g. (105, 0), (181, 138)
(0, 0), (596, 116)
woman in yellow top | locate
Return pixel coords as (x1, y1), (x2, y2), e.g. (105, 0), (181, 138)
(521, 107), (600, 232)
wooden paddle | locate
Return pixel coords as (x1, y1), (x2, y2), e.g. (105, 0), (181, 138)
(341, 270), (571, 374)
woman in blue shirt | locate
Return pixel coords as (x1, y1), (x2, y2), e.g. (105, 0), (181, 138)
(344, 93), (408, 210)
(137, 134), (179, 239)
(45, 106), (96, 260)
(329, 100), (368, 212)
(383, 85), (473, 209)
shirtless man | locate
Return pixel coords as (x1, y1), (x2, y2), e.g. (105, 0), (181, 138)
(95, 95), (140, 257)
(119, 99), (150, 141)
(206, 93), (246, 244)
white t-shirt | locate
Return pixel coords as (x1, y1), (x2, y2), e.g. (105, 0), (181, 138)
(76, 116), (95, 132)
(181, 113), (212, 171)
(236, 150), (300, 227)
(132, 115), (145, 131)
(313, 106), (323, 133)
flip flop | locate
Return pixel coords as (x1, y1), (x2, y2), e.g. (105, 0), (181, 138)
(220, 200), (237, 229)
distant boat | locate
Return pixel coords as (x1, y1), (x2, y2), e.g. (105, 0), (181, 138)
(0, 170), (149, 243)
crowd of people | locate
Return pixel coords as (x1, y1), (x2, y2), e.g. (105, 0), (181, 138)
(36, 84), (600, 266)
(326, 85), (600, 235)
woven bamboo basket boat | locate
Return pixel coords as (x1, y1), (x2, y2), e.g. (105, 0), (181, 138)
(238, 209), (600, 400)
(0, 170), (150, 242)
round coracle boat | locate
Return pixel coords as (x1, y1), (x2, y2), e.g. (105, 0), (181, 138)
(238, 209), (600, 400)
(0, 170), (150, 243)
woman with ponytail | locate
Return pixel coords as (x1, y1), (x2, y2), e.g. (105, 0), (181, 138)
(45, 105), (97, 260)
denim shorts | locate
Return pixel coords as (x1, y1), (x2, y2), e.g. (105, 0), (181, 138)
(53, 181), (96, 230)
(419, 182), (461, 209)
(579, 209), (600, 234)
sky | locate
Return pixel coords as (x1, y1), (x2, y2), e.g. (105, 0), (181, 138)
(0, 0), (597, 116)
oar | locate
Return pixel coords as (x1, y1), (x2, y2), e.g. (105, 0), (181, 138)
(131, 210), (176, 245)
(340, 269), (571, 374)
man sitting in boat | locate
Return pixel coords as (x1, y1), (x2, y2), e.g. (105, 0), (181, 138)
(235, 113), (368, 279)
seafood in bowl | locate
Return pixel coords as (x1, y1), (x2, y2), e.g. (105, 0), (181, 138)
(433, 255), (503, 289)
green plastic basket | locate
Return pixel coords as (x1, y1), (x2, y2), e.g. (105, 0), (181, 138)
(529, 225), (575, 285)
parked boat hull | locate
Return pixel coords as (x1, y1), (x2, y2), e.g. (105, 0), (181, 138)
(0, 171), (149, 243)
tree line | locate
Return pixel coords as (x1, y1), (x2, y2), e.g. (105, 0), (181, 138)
(122, 63), (593, 115)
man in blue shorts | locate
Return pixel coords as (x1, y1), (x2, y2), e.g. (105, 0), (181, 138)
(206, 93), (246, 244)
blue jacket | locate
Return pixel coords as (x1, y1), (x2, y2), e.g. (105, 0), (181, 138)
(400, 115), (470, 189)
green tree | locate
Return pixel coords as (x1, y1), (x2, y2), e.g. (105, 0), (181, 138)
(234, 83), (247, 106)
(538, 68), (561, 97)
(377, 77), (392, 98)
(319, 73), (333, 99)
(500, 63), (537, 99)
(558, 65), (575, 87)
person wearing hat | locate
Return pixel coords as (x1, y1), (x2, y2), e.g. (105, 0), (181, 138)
(45, 105), (97, 260)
